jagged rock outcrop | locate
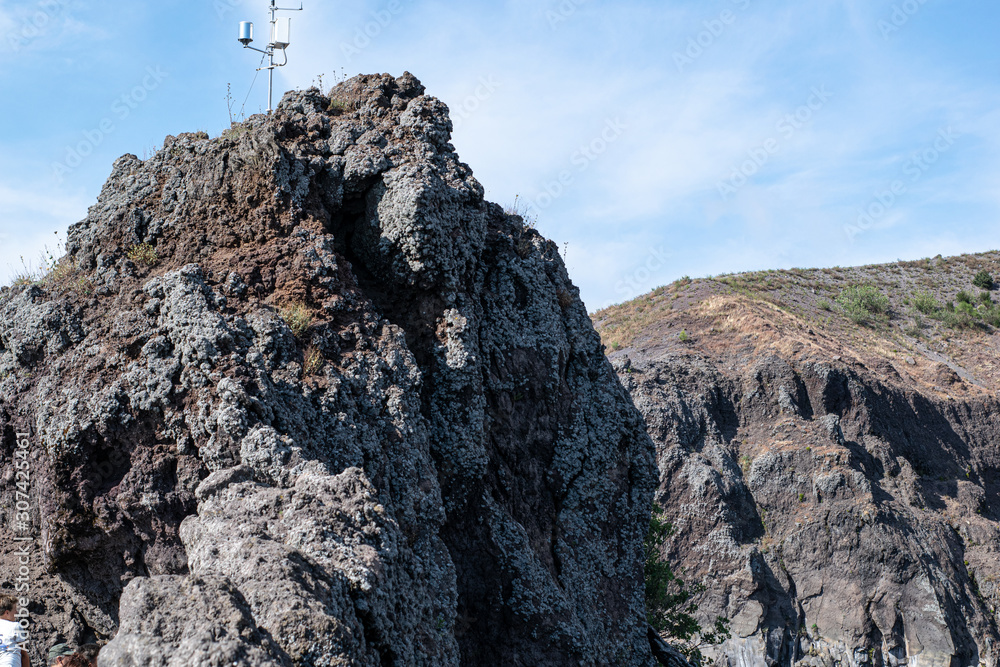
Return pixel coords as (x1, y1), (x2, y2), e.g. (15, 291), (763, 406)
(602, 294), (1000, 667)
(0, 73), (656, 666)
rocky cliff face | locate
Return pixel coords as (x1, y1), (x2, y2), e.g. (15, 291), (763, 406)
(597, 284), (1000, 667)
(0, 73), (656, 666)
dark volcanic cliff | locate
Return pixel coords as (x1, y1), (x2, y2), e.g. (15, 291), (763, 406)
(0, 73), (656, 666)
(596, 279), (1000, 667)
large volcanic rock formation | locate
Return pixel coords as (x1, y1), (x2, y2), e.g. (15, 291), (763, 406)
(0, 73), (656, 666)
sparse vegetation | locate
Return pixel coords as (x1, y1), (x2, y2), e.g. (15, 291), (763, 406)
(592, 251), (1000, 374)
(221, 123), (248, 141)
(303, 346), (324, 375)
(646, 505), (731, 665)
(327, 98), (348, 115)
(505, 194), (538, 228)
(7, 233), (80, 288)
(836, 284), (889, 326)
(679, 330), (691, 343)
(127, 242), (158, 267)
(280, 302), (314, 338)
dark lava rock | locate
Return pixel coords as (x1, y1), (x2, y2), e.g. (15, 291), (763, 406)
(615, 338), (1000, 667)
(0, 73), (656, 666)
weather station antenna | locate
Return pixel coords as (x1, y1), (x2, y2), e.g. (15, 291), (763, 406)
(238, 0), (304, 113)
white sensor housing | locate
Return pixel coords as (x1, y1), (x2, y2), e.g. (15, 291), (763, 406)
(271, 17), (291, 48)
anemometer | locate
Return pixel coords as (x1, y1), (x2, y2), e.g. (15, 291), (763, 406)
(238, 0), (304, 113)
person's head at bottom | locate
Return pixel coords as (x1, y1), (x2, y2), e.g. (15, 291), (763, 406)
(0, 594), (16, 621)
(60, 657), (89, 667)
(47, 643), (75, 666)
(77, 644), (99, 667)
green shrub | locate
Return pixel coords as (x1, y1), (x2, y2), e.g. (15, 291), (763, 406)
(956, 290), (973, 305)
(836, 284), (889, 326)
(980, 291), (993, 305)
(973, 270), (995, 290)
(940, 302), (979, 329)
(984, 308), (1000, 328)
(679, 330), (691, 343)
(912, 292), (940, 315)
(817, 299), (831, 311)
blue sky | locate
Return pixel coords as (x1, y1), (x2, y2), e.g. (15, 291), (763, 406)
(1, 0), (999, 310)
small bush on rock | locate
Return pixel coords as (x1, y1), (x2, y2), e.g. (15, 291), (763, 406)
(328, 98), (348, 115)
(127, 243), (158, 267)
(280, 302), (314, 338)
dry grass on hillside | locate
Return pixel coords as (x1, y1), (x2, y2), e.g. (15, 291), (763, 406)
(592, 251), (1000, 393)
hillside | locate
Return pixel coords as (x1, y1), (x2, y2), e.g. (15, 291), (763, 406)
(597, 252), (1000, 395)
(594, 255), (1000, 667)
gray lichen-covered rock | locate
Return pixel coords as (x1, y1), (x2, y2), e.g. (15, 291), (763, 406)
(0, 73), (656, 666)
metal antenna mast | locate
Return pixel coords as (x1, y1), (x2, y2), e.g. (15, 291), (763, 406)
(238, 0), (303, 113)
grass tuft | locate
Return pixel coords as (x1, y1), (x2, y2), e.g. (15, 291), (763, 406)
(127, 243), (158, 267)
(303, 346), (324, 375)
(280, 302), (314, 338)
